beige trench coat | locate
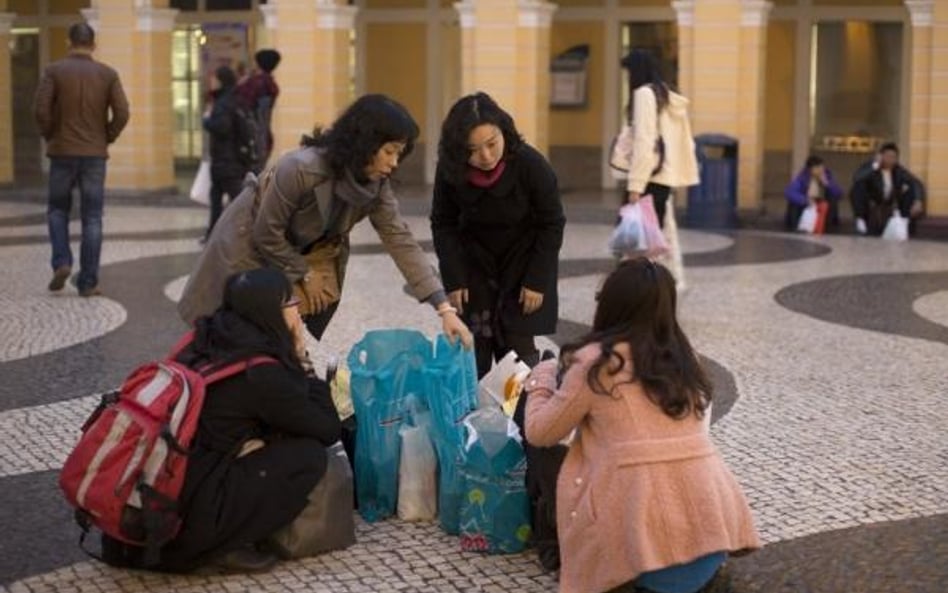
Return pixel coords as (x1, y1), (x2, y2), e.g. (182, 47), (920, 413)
(177, 146), (442, 325)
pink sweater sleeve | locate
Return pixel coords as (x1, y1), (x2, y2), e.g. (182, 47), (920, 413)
(525, 353), (596, 447)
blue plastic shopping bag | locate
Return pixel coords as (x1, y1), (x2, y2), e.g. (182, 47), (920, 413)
(458, 408), (531, 554)
(347, 329), (431, 522)
(423, 334), (479, 534)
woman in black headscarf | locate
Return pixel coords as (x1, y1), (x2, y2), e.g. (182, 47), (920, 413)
(105, 268), (342, 573)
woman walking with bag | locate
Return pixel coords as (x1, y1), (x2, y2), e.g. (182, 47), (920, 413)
(616, 49), (699, 225)
(178, 94), (472, 348)
(431, 92), (565, 377)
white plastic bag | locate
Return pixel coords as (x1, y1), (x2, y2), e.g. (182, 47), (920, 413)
(797, 204), (817, 234)
(189, 159), (211, 206)
(609, 203), (646, 257)
(397, 423), (438, 521)
(477, 350), (531, 413)
(882, 212), (909, 241)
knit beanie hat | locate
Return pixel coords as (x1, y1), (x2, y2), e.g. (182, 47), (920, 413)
(255, 49), (281, 73)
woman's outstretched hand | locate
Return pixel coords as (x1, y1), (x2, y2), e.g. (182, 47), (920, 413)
(441, 310), (474, 349)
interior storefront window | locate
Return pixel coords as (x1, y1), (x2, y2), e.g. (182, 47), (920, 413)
(172, 27), (203, 161)
(170, 0), (198, 10)
(810, 21), (903, 155)
(207, 0), (253, 9)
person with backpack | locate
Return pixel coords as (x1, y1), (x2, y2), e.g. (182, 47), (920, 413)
(236, 49), (281, 173)
(430, 92), (565, 378)
(202, 65), (254, 241)
(99, 267), (343, 572)
(178, 94), (473, 350)
(618, 49), (699, 227)
(523, 259), (760, 593)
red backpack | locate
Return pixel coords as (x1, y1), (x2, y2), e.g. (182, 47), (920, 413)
(59, 331), (275, 564)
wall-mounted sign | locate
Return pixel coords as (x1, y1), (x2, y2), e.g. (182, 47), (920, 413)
(551, 44), (590, 108)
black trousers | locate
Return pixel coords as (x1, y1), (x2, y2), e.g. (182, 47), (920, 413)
(621, 182), (671, 229)
(207, 175), (245, 239)
(475, 332), (538, 379)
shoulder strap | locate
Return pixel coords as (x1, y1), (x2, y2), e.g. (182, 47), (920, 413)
(167, 331), (196, 361)
(202, 356), (279, 385)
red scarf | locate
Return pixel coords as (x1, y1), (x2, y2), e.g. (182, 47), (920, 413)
(466, 161), (506, 188)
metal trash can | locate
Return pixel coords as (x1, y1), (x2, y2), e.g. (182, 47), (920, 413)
(686, 134), (739, 228)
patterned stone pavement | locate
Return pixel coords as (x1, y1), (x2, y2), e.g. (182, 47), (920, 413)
(0, 190), (946, 592)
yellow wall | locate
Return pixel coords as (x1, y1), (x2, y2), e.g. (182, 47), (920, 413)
(813, 0), (901, 5)
(619, 0), (671, 6)
(366, 0), (425, 8)
(549, 21), (604, 147)
(49, 26), (70, 61)
(49, 0), (90, 14)
(8, 0), (39, 14)
(764, 20), (795, 151)
(365, 23), (428, 142)
(441, 22), (461, 121)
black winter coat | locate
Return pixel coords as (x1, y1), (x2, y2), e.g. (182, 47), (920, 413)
(155, 363), (341, 572)
(431, 144), (565, 337)
(203, 86), (250, 181)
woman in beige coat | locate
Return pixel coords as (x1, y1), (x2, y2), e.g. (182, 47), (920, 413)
(620, 49), (699, 227)
(178, 94), (472, 346)
(525, 259), (759, 593)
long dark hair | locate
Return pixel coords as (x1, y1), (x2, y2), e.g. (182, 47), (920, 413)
(186, 268), (302, 373)
(301, 94), (419, 184)
(560, 258), (712, 419)
(437, 92), (524, 186)
(622, 49), (670, 121)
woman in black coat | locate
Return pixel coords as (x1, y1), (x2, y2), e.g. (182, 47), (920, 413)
(103, 268), (342, 572)
(431, 92), (565, 377)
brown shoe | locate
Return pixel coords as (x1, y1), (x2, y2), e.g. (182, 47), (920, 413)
(79, 286), (102, 298)
(48, 266), (72, 292)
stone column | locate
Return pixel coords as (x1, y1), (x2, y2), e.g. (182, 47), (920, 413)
(515, 1), (556, 154)
(455, 0), (556, 154)
(267, 0), (357, 159)
(671, 0), (694, 99)
(905, 0), (939, 216)
(0, 12), (15, 185)
(736, 0), (772, 212)
(83, 0), (178, 192)
(684, 0), (771, 213)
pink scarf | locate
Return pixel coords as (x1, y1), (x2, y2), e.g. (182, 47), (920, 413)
(466, 161), (507, 188)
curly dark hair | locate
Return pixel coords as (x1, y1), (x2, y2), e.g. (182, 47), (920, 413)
(301, 94), (419, 184)
(437, 92), (524, 186)
(560, 258), (712, 420)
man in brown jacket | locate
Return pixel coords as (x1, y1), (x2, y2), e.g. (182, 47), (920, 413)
(34, 22), (129, 297)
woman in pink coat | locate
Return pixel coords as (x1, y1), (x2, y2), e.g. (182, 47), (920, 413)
(525, 259), (760, 593)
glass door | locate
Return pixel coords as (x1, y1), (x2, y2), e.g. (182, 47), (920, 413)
(809, 21), (903, 182)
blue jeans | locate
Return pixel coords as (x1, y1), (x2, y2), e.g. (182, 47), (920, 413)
(47, 156), (107, 290)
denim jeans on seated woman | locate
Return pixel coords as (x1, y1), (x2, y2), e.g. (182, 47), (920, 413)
(47, 156), (107, 291)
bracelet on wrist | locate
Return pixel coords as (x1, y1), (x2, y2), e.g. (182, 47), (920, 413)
(437, 306), (458, 317)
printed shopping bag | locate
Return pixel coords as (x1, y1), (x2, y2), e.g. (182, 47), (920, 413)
(423, 334), (479, 534)
(458, 408), (531, 554)
(347, 329), (431, 522)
